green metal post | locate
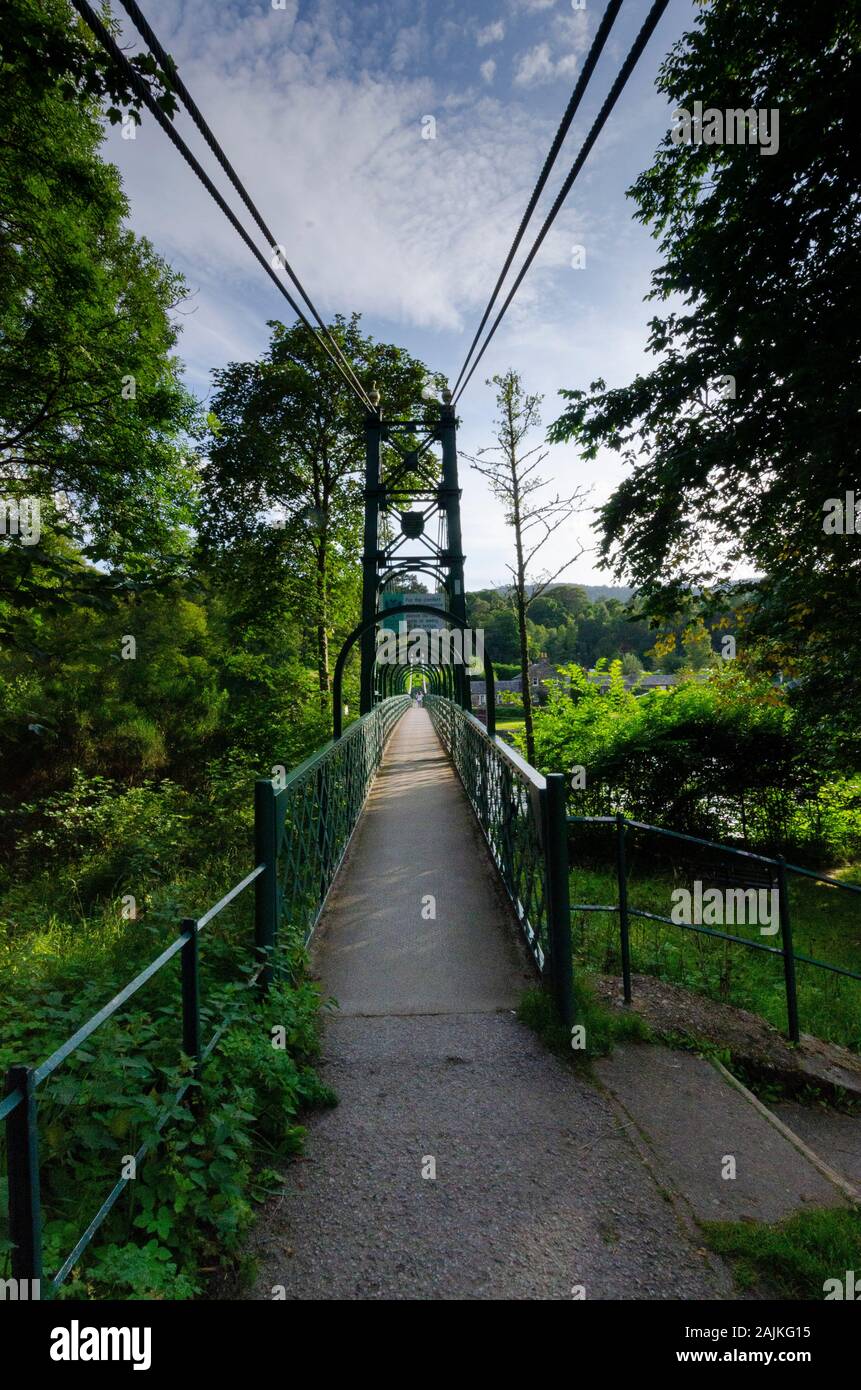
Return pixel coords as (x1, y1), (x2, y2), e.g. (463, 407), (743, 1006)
(5, 1064), (42, 1285)
(178, 918), (202, 1073)
(777, 858), (800, 1043)
(360, 408), (382, 714)
(485, 661), (496, 739)
(254, 778), (279, 989)
(544, 775), (575, 1029)
(616, 812), (632, 1004)
(440, 394), (468, 710)
(317, 764), (330, 907)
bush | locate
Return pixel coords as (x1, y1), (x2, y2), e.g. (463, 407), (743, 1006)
(532, 661), (861, 861)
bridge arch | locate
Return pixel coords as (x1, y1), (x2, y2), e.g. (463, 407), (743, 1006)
(332, 603), (497, 738)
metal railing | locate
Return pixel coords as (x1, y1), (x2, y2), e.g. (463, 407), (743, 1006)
(1, 696), (410, 1294)
(426, 696), (574, 1024)
(568, 813), (861, 1044)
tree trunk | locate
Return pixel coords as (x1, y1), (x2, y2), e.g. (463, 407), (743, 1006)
(315, 531), (329, 711)
(517, 588), (535, 764)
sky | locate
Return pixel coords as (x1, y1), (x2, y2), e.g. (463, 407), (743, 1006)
(105, 0), (700, 591)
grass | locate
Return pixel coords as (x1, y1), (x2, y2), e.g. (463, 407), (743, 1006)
(702, 1207), (861, 1299)
(569, 860), (861, 1052)
(518, 976), (652, 1062)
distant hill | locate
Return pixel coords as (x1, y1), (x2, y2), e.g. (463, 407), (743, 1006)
(487, 582), (635, 604)
(565, 584), (634, 603)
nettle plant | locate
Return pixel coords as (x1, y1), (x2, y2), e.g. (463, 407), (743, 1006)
(0, 948), (335, 1299)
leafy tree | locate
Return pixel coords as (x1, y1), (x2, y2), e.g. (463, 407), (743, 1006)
(549, 0), (860, 755)
(532, 662), (858, 858)
(201, 316), (443, 711)
(0, 0), (201, 628)
(1, 0), (179, 127)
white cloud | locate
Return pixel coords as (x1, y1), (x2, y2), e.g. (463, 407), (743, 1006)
(101, 0), (681, 588)
(391, 23), (423, 73)
(514, 42), (578, 87)
(105, 32), (555, 335)
(476, 19), (506, 47)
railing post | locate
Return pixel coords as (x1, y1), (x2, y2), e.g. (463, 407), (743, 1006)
(5, 1065), (42, 1286)
(317, 763), (330, 906)
(544, 774), (575, 1029)
(615, 812), (632, 1004)
(254, 777), (279, 990)
(178, 919), (202, 1074)
(777, 857), (800, 1043)
(485, 662), (496, 739)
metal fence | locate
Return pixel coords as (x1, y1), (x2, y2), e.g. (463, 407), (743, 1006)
(569, 812), (861, 1044)
(0, 696), (410, 1294)
(425, 697), (861, 1050)
(426, 696), (573, 1021)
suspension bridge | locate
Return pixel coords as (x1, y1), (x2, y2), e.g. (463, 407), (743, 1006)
(4, 0), (859, 1302)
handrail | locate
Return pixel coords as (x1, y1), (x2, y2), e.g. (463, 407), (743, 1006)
(425, 696), (565, 1004)
(1, 695), (411, 1291)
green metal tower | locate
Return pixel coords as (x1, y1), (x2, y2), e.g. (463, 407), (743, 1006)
(359, 386), (469, 714)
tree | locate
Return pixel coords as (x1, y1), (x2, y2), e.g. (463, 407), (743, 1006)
(200, 316), (443, 711)
(465, 370), (588, 762)
(1, 0), (179, 128)
(1, 0), (200, 632)
(548, 0), (860, 757)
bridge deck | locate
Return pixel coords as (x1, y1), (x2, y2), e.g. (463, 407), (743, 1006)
(245, 708), (731, 1300)
(316, 705), (534, 1015)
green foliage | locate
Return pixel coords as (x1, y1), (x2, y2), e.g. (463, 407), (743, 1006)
(570, 865), (861, 1051)
(0, 2), (201, 606)
(703, 1207), (861, 1300)
(467, 584), (662, 672)
(1, 0), (179, 126)
(0, 879), (334, 1299)
(533, 661), (861, 860)
(549, 0), (860, 757)
(518, 978), (652, 1062)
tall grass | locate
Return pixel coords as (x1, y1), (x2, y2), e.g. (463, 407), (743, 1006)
(570, 862), (861, 1051)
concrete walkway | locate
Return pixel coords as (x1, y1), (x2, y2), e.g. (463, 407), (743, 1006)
(245, 709), (733, 1300)
(595, 1044), (850, 1224)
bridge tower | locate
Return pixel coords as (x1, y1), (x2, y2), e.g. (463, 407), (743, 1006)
(359, 386), (469, 714)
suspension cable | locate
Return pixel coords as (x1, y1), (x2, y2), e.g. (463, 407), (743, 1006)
(69, 0), (373, 410)
(450, 0), (624, 400)
(114, 0), (372, 410)
(453, 0), (670, 406)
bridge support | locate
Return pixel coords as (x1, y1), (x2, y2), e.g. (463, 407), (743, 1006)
(360, 402), (382, 715)
(358, 387), (472, 717)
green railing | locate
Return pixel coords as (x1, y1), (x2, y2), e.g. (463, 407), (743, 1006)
(0, 695), (410, 1295)
(426, 696), (574, 1022)
(568, 813), (861, 1044)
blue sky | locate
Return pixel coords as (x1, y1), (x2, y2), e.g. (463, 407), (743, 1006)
(106, 0), (700, 589)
